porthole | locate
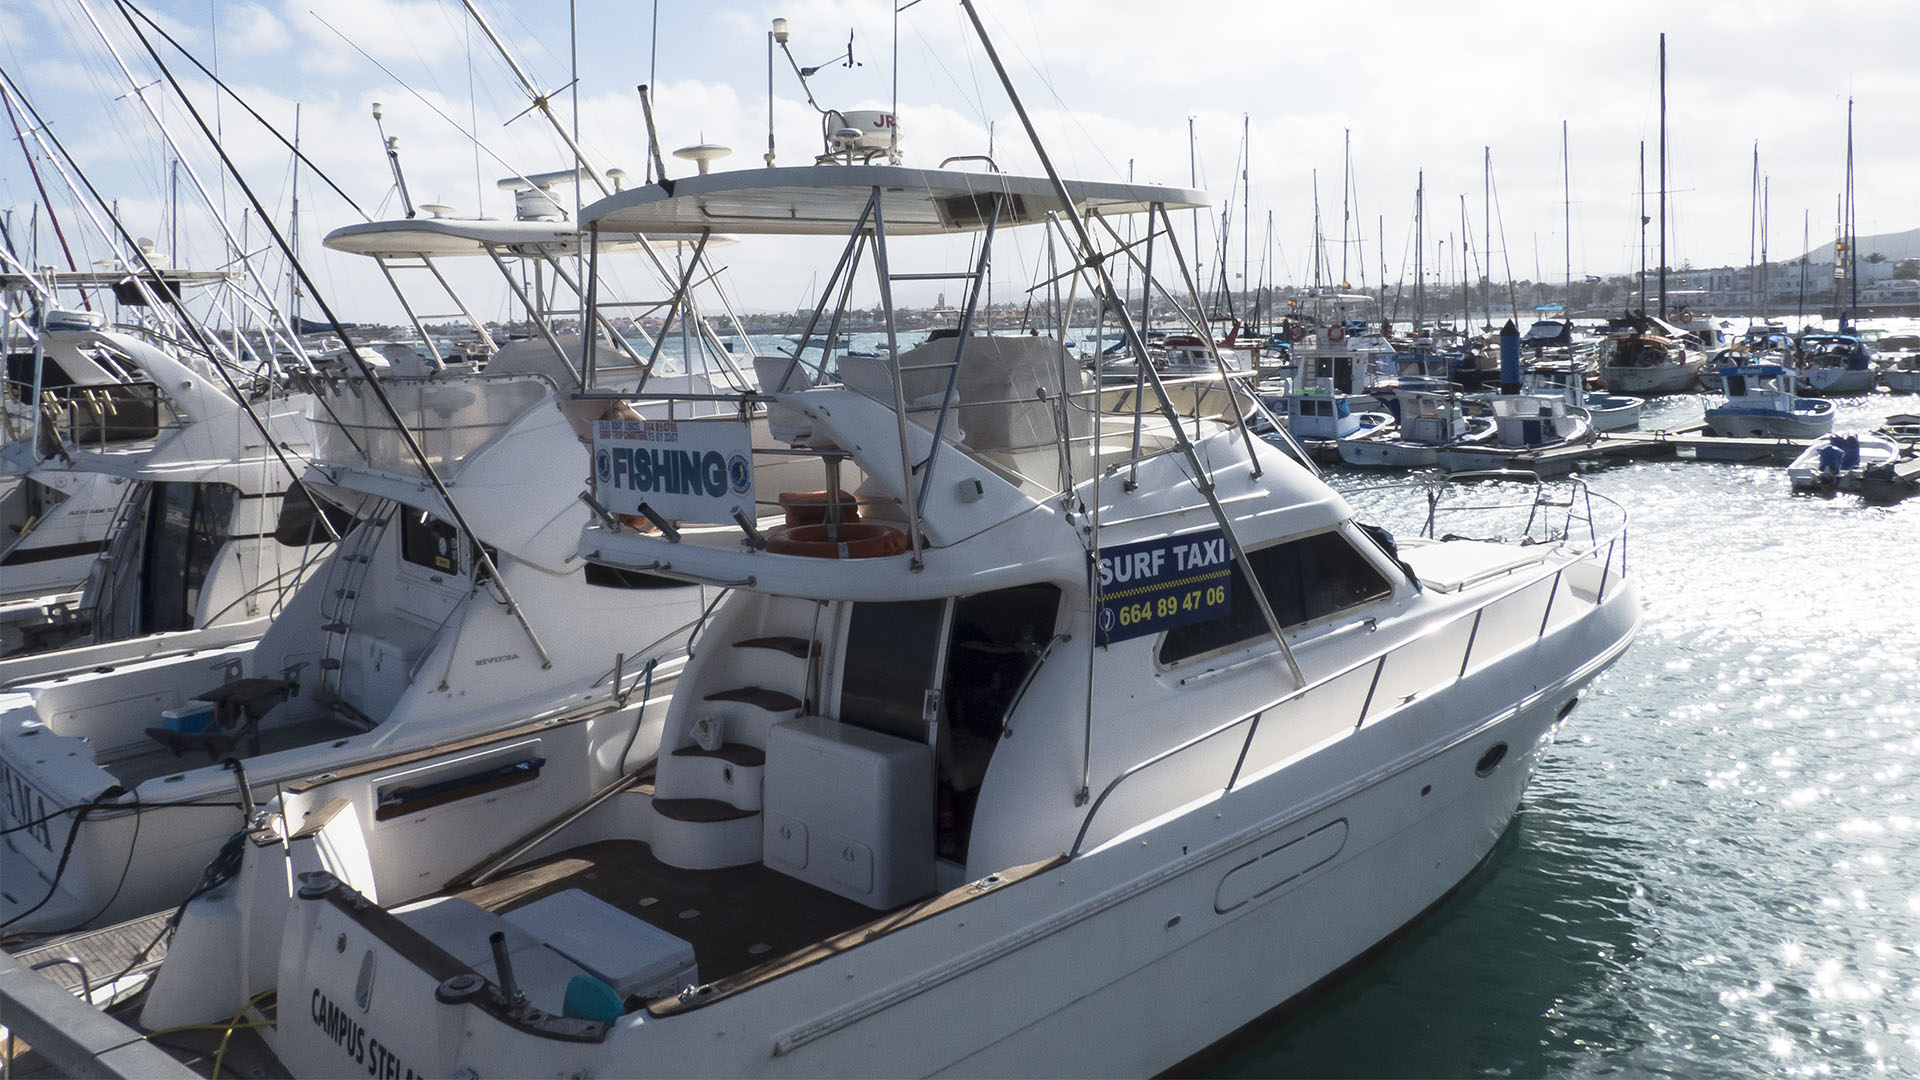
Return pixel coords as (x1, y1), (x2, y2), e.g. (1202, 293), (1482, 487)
(1474, 742), (1508, 777)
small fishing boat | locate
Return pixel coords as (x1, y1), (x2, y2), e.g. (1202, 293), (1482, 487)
(1339, 388), (1494, 467)
(1883, 352), (1920, 394)
(1791, 332), (1876, 396)
(1785, 432), (1905, 493)
(1702, 364), (1834, 440)
(1522, 361), (1641, 432)
(1438, 393), (1594, 474)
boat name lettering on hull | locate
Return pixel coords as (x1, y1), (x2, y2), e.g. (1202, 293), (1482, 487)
(1093, 528), (1233, 645)
(311, 988), (422, 1080)
(0, 761), (53, 852)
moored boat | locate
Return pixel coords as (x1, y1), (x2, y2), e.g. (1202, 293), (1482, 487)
(1702, 364), (1834, 440)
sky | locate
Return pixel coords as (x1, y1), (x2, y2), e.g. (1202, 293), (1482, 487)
(0, 0), (1911, 324)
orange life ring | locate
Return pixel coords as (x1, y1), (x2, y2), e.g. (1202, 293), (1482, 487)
(763, 521), (908, 559)
(1327, 323), (1346, 344)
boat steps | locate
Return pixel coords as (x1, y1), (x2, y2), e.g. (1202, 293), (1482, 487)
(703, 686), (801, 712)
(732, 635), (815, 659)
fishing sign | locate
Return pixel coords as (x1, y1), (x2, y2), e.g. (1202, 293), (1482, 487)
(593, 418), (755, 525)
(1094, 527), (1233, 645)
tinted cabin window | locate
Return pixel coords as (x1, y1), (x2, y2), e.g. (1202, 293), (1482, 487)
(1158, 531), (1393, 666)
(6, 352), (77, 390)
(140, 482), (241, 633)
(273, 481), (358, 547)
(400, 510), (463, 574)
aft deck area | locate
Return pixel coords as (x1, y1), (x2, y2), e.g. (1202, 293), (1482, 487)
(453, 838), (895, 991)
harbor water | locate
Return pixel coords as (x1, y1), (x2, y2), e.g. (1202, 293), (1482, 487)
(1219, 391), (1920, 1077)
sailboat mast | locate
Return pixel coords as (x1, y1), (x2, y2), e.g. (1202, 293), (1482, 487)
(1483, 145), (1491, 329)
(1748, 141), (1758, 320)
(1562, 119), (1570, 294)
(1846, 98), (1857, 325)
(1414, 171), (1424, 329)
(1242, 113), (1250, 324)
(1638, 141), (1647, 315)
(1340, 128), (1350, 287)
(1189, 115), (1199, 294)
(1657, 31), (1667, 320)
(1459, 194), (1470, 334)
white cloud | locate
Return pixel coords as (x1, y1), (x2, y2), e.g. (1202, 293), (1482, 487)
(219, 3), (290, 54)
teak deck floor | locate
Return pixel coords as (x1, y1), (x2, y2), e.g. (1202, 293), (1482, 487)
(453, 839), (893, 987)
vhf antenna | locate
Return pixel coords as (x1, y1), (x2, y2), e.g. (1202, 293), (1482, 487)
(372, 102), (416, 218)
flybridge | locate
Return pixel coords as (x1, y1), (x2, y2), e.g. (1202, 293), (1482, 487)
(577, 164), (1207, 238)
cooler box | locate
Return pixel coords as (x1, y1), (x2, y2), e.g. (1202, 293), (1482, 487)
(762, 716), (934, 909)
(160, 703), (215, 734)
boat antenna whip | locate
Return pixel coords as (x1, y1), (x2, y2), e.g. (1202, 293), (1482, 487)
(954, 0), (1303, 683)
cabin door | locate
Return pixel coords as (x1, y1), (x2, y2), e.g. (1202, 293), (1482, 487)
(838, 599), (949, 744)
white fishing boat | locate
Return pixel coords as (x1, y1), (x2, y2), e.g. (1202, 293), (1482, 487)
(1338, 387), (1494, 467)
(1884, 353), (1920, 395)
(1437, 393), (1594, 474)
(136, 131), (1639, 1079)
(1267, 380), (1392, 442)
(1522, 361), (1641, 432)
(1790, 332), (1877, 396)
(1785, 432), (1905, 493)
(0, 208), (754, 939)
(1702, 364), (1834, 440)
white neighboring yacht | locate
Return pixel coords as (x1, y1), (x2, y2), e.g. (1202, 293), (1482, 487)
(138, 157), (1640, 1078)
(0, 209), (752, 939)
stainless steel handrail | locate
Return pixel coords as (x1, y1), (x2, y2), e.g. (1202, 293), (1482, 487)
(1069, 510), (1626, 858)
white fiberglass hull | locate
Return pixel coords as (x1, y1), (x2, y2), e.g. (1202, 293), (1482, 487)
(269, 571), (1639, 1079)
(1793, 367), (1875, 396)
(1703, 406), (1834, 441)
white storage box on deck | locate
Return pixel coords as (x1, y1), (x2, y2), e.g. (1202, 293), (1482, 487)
(762, 715), (934, 909)
(501, 889), (697, 1001)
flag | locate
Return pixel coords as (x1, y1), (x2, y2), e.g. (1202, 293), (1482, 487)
(1584, 274), (1603, 284)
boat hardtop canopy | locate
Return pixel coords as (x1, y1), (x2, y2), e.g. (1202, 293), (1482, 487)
(579, 164), (1206, 237)
(321, 217), (723, 259)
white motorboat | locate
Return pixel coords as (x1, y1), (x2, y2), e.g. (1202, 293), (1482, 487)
(1790, 332), (1877, 396)
(1885, 353), (1920, 395)
(1703, 364), (1835, 440)
(1338, 387), (1494, 467)
(1522, 361), (1641, 432)
(1438, 393), (1595, 474)
(1785, 432), (1905, 493)
(1263, 380), (1393, 451)
(138, 150), (1639, 1077)
(0, 208), (759, 938)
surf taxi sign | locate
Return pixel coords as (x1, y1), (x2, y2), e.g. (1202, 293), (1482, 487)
(1094, 527), (1233, 645)
(593, 418), (754, 525)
